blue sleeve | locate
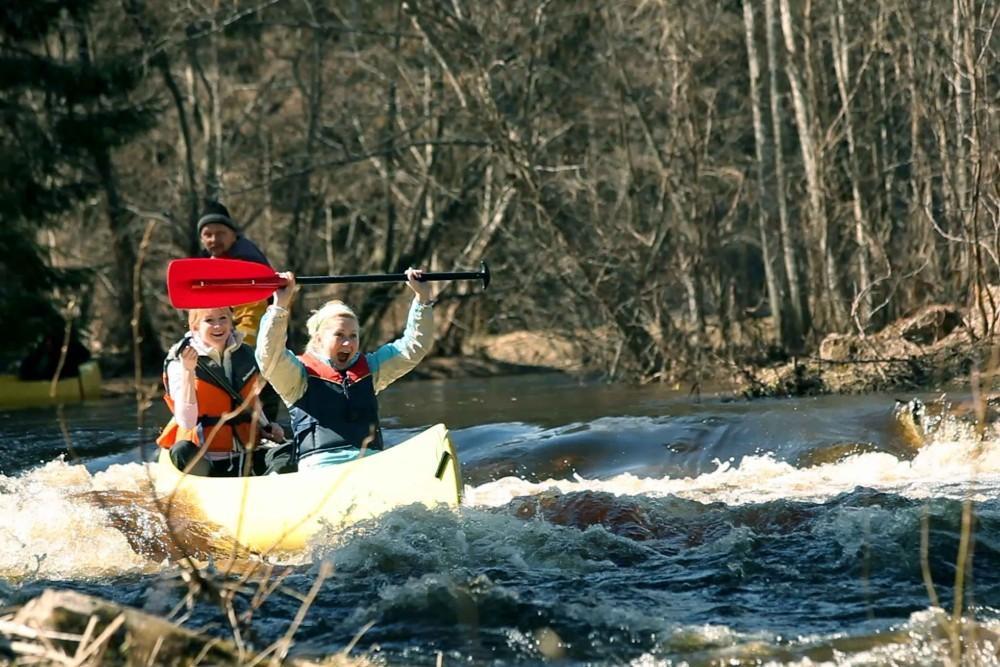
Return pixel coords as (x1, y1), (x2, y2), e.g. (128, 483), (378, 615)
(366, 298), (434, 393)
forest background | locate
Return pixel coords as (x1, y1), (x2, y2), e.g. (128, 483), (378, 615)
(2, 0), (997, 388)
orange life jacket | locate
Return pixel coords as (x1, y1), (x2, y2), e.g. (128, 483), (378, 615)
(156, 341), (261, 453)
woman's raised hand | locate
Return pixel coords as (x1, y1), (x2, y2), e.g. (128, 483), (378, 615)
(405, 267), (434, 305)
(274, 271), (298, 309)
(179, 345), (198, 371)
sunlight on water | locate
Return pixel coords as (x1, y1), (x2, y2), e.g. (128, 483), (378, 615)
(624, 607), (1000, 666)
(0, 459), (150, 579)
(465, 417), (1000, 508)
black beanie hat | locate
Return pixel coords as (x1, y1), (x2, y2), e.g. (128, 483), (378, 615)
(197, 201), (238, 233)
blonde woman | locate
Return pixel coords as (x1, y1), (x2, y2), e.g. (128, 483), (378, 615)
(157, 307), (283, 476)
(255, 269), (436, 470)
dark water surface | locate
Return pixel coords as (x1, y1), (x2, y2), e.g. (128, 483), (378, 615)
(2, 373), (999, 665)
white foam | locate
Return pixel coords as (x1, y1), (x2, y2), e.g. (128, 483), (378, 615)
(0, 459), (149, 580)
(465, 419), (1000, 508)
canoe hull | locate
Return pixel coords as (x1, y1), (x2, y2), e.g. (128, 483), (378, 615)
(0, 361), (101, 409)
(151, 424), (462, 553)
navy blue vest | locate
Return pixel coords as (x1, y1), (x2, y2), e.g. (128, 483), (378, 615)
(290, 352), (383, 459)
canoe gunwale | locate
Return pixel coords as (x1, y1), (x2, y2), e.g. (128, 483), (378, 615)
(150, 423), (462, 553)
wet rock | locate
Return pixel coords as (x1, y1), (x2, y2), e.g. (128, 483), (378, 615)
(5, 589), (242, 665)
(793, 399), (929, 467)
(796, 442), (881, 467)
(896, 393), (1000, 440)
(891, 398), (926, 448)
(2, 589), (367, 666)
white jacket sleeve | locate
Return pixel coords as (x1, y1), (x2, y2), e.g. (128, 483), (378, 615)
(369, 298), (435, 393)
(255, 305), (308, 406)
(166, 358), (198, 430)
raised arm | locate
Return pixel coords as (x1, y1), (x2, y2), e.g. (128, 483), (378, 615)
(255, 272), (308, 406)
(369, 268), (436, 392)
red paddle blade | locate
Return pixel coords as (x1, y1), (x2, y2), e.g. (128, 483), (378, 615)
(167, 258), (283, 308)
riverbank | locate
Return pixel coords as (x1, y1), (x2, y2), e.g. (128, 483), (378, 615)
(100, 300), (1000, 402)
(100, 330), (584, 399)
(737, 301), (998, 398)
(100, 353), (568, 400)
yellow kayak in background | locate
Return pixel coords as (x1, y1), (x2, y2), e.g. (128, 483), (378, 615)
(151, 423), (463, 554)
(0, 361), (102, 409)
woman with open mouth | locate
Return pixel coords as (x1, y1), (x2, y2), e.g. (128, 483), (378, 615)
(256, 267), (439, 470)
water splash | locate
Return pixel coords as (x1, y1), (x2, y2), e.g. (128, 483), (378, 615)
(0, 459), (149, 580)
(0, 459), (251, 580)
(465, 417), (1000, 509)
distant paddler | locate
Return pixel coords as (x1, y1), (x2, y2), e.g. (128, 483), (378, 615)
(195, 201), (272, 345)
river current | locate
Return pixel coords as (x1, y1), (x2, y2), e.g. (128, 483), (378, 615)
(2, 373), (999, 665)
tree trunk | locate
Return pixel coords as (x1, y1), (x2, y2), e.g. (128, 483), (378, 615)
(778, 0), (844, 330)
(831, 0), (872, 330)
(122, 0), (200, 256)
(381, 1), (404, 272)
(286, 8), (325, 272)
(93, 152), (164, 364)
(75, 19), (164, 369)
(436, 162), (514, 353)
(765, 0), (808, 348)
(742, 0), (785, 348)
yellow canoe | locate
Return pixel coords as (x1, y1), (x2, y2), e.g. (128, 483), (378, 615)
(0, 361), (102, 409)
(151, 424), (463, 553)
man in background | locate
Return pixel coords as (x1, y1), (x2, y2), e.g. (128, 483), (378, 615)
(197, 200), (281, 423)
(197, 200), (271, 344)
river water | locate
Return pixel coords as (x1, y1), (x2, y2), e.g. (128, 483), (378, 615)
(2, 373), (999, 665)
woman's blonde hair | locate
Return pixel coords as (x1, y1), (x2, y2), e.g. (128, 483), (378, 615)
(306, 300), (359, 351)
(187, 307), (234, 329)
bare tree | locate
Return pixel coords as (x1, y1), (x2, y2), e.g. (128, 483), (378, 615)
(765, 0), (808, 349)
(743, 0), (785, 348)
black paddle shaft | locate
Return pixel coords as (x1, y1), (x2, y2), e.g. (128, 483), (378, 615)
(295, 261), (490, 290)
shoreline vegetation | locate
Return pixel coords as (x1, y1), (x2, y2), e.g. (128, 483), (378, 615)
(5, 1), (997, 392)
(738, 289), (1000, 398)
(100, 285), (1000, 401)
